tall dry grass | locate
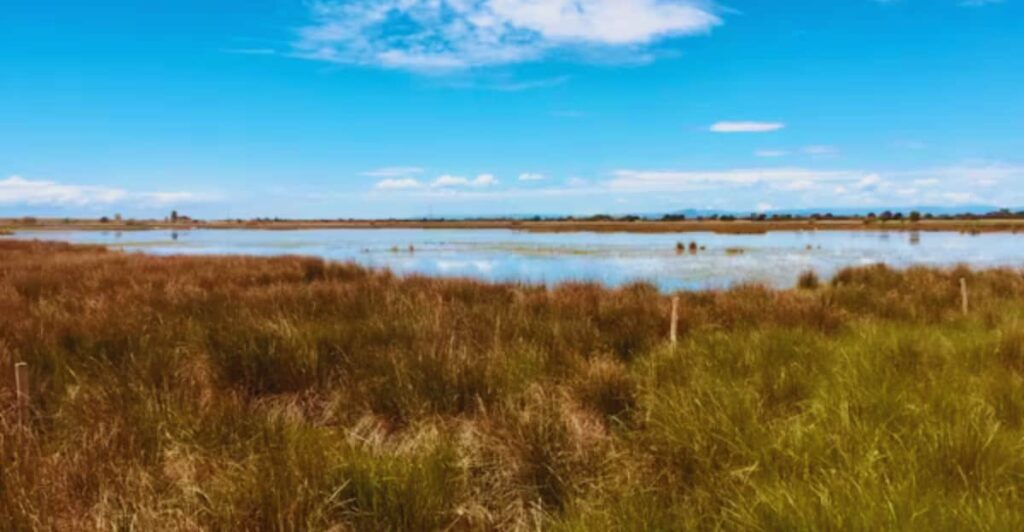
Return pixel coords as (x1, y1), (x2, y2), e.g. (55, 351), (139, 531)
(1, 240), (1024, 530)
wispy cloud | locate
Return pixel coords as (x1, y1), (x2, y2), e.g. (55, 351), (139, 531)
(0, 176), (126, 205)
(0, 176), (209, 207)
(710, 121), (785, 133)
(374, 178), (423, 189)
(366, 162), (1024, 211)
(137, 192), (210, 207)
(518, 172), (546, 181)
(754, 149), (789, 158)
(432, 174), (500, 188)
(294, 0), (722, 71)
(609, 168), (858, 191)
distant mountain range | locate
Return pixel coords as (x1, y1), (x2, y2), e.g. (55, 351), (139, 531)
(414, 205), (1021, 221)
(662, 205), (1012, 218)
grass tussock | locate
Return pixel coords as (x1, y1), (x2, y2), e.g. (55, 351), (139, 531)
(2, 240), (1024, 530)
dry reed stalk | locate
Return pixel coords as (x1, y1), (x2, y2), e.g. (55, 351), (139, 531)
(670, 296), (679, 345)
(961, 278), (969, 316)
(15, 362), (29, 429)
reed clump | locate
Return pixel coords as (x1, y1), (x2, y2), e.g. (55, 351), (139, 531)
(2, 240), (1024, 530)
(797, 269), (820, 289)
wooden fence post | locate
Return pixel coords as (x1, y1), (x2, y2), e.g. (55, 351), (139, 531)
(670, 296), (679, 346)
(960, 278), (969, 316)
(15, 362), (29, 429)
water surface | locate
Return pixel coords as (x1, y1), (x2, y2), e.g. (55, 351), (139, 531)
(8, 229), (1024, 291)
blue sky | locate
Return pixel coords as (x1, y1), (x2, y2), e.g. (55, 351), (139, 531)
(2, 0), (1022, 218)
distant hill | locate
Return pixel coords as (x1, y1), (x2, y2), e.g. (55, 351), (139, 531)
(409, 205), (1019, 221)
(660, 205), (1012, 219)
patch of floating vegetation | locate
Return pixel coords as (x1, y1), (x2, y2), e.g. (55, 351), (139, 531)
(482, 243), (604, 256)
(105, 240), (188, 249)
(711, 227), (769, 235)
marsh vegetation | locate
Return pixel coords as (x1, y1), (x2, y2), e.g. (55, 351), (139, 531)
(2, 240), (1024, 529)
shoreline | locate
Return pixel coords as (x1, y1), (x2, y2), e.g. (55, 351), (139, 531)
(4, 218), (1024, 234)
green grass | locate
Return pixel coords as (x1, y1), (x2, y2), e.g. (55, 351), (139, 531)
(1, 240), (1024, 530)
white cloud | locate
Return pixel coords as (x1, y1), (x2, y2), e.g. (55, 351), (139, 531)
(488, 0), (719, 43)
(709, 121), (785, 133)
(854, 173), (882, 190)
(295, 0), (722, 70)
(518, 172), (546, 181)
(890, 162), (1023, 189)
(375, 178), (423, 189)
(432, 175), (470, 188)
(0, 175), (207, 207)
(362, 167), (424, 178)
(0, 176), (127, 205)
(431, 173), (499, 188)
(473, 173), (499, 186)
(609, 168), (857, 191)
(357, 161), (1024, 211)
(137, 192), (209, 206)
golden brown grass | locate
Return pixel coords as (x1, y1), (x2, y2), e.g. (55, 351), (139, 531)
(2, 240), (1024, 530)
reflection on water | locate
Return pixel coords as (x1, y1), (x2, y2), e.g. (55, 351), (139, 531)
(7, 229), (1024, 291)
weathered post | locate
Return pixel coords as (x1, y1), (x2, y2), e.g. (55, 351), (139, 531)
(670, 296), (679, 346)
(15, 362), (29, 429)
(960, 278), (969, 316)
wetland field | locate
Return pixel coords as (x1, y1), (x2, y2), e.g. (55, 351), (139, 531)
(2, 238), (1024, 529)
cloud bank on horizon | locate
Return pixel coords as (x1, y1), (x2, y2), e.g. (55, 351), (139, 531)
(8, 159), (1021, 218)
(0, 176), (212, 210)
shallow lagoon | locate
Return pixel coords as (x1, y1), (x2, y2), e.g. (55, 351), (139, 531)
(9, 229), (1024, 291)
